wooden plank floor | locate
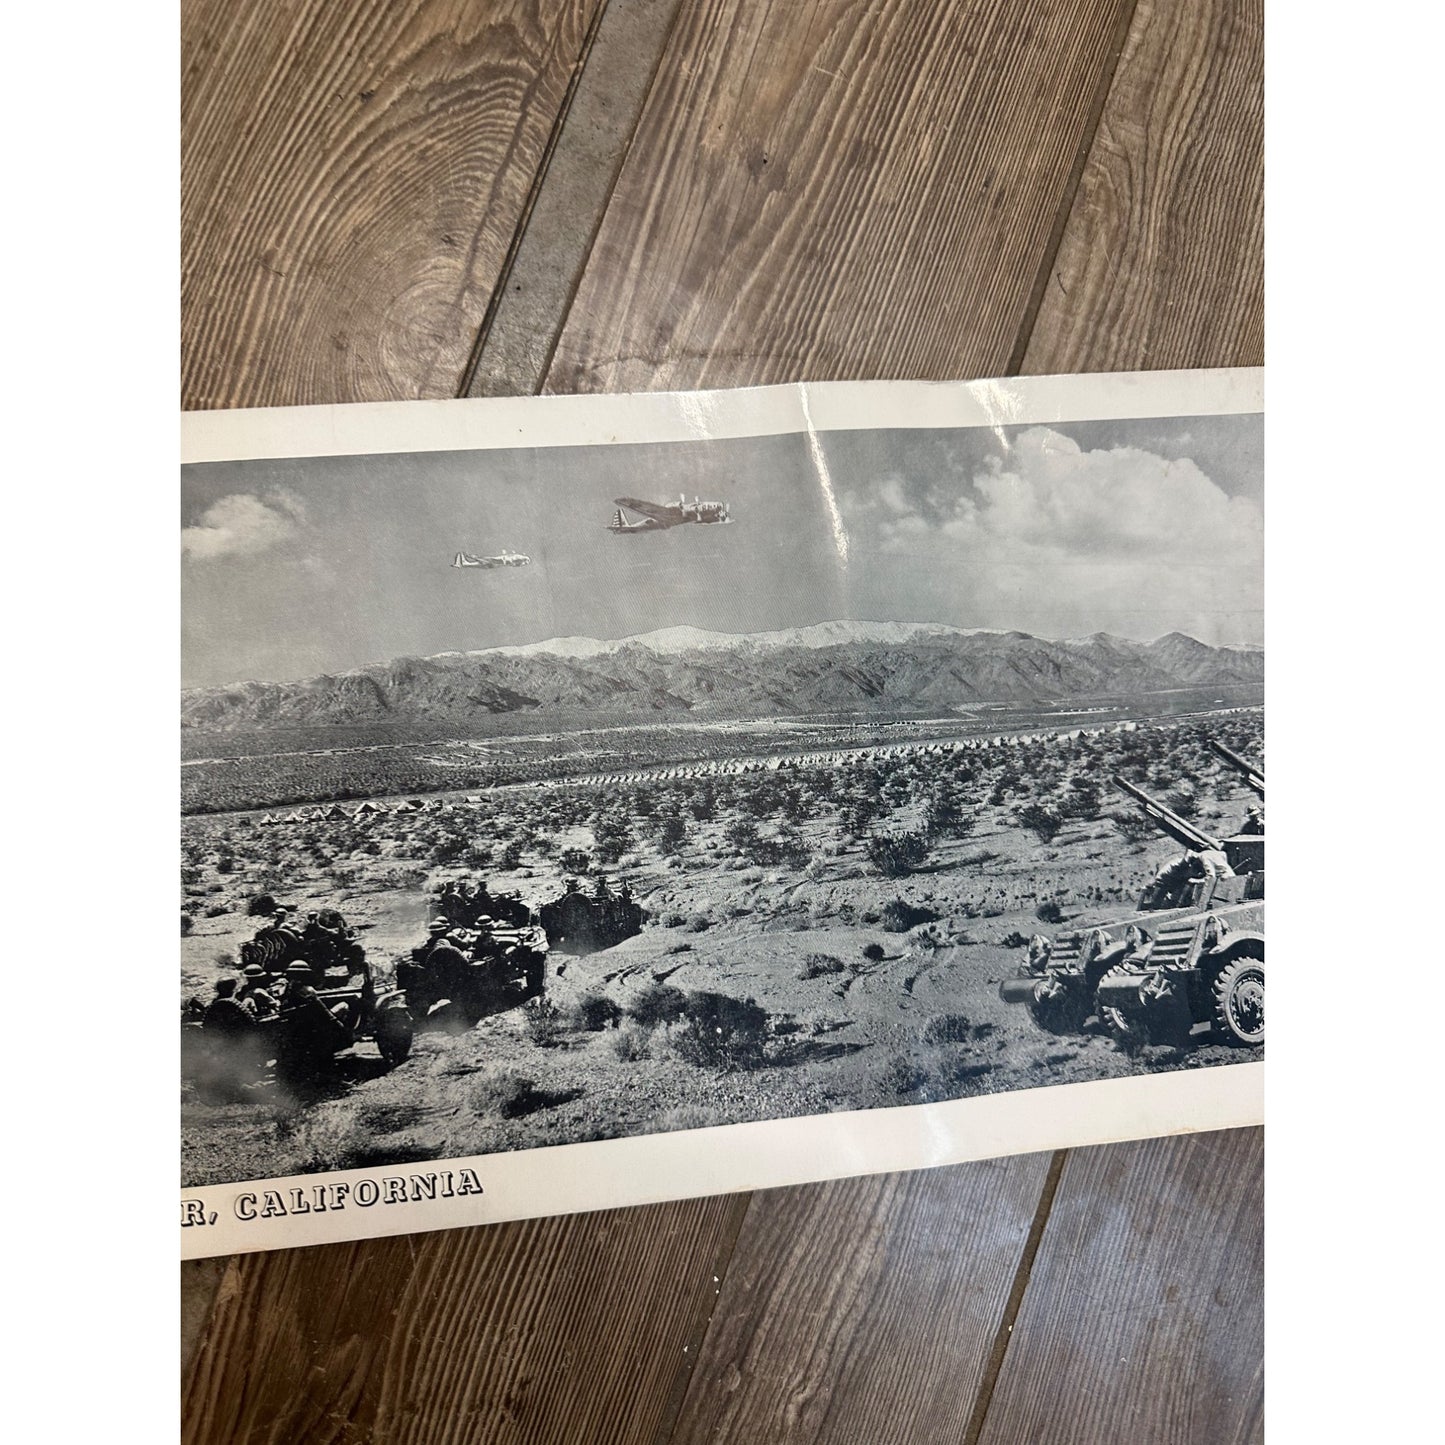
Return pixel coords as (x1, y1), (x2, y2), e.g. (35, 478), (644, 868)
(181, 1), (1264, 1439)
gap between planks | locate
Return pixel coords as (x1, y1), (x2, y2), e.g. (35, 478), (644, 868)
(459, 0), (687, 398)
(961, 1150), (1069, 1445)
(1004, 0), (1143, 375)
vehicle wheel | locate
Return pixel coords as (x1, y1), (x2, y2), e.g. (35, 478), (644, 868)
(1097, 965), (1148, 1052)
(1212, 956), (1264, 1046)
(1026, 978), (1088, 1034)
(375, 1005), (414, 1065)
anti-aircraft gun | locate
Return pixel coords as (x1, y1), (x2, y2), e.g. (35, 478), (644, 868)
(998, 747), (1265, 1049)
(1208, 739), (1265, 797)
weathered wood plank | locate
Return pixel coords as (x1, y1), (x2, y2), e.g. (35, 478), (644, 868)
(466, 0), (688, 397)
(545, 0), (1139, 393)
(1021, 0), (1264, 374)
(181, 0), (604, 411)
(181, 1257), (227, 1376)
(666, 1156), (1054, 1445)
(182, 1195), (748, 1445)
(974, 1128), (1264, 1445)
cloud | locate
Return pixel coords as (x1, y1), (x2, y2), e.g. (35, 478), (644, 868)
(839, 427), (1263, 642)
(181, 490), (306, 561)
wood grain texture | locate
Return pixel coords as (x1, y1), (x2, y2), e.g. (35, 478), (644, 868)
(182, 1194), (748, 1445)
(466, 0), (687, 397)
(545, 0), (1138, 393)
(181, 0), (603, 411)
(1022, 0), (1264, 374)
(667, 1156), (1052, 1445)
(974, 1128), (1264, 1445)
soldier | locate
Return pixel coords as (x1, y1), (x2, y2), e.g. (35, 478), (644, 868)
(1240, 803), (1264, 836)
(281, 959), (356, 1032)
(237, 964), (278, 1020)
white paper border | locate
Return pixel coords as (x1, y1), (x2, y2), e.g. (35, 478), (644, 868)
(182, 367), (1263, 464)
(183, 1060), (1261, 1258)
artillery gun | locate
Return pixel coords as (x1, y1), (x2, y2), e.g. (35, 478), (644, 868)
(999, 745), (1264, 1049)
(398, 900), (550, 1027)
(538, 876), (643, 954)
(182, 913), (414, 1087)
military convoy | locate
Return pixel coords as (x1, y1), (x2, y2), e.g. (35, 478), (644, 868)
(183, 871), (653, 1087)
(1000, 740), (1265, 1050)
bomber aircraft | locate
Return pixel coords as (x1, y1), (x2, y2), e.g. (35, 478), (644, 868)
(607, 494), (732, 532)
(452, 548), (531, 568)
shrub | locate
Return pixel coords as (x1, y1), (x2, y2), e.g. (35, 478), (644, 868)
(246, 893), (279, 918)
(180, 913), (194, 937)
(672, 992), (770, 1071)
(866, 831), (931, 877)
(1000, 930), (1030, 949)
(686, 913), (712, 933)
(1164, 784), (1199, 819)
(1111, 811), (1155, 845)
(921, 1013), (974, 1046)
(797, 953), (847, 980)
(861, 942), (885, 962)
(522, 996), (565, 1048)
(204, 903), (231, 918)
(881, 1052), (926, 1096)
(574, 992), (623, 1031)
(611, 1023), (653, 1062)
(1014, 803), (1063, 844)
(924, 787), (975, 839)
(471, 1069), (539, 1119)
(880, 898), (939, 933)
(1035, 900), (1066, 924)
(628, 982), (688, 1028)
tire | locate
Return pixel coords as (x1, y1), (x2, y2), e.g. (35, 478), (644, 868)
(1212, 956), (1264, 1046)
(1097, 965), (1148, 1052)
(1026, 978), (1089, 1035)
(375, 1004), (414, 1065)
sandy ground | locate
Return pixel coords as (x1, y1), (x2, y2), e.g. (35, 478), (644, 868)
(180, 735), (1261, 1189)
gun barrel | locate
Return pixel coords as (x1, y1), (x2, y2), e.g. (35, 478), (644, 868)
(1112, 775), (1224, 853)
(1207, 740), (1264, 796)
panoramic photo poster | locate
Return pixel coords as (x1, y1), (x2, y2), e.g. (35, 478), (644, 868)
(180, 370), (1263, 1257)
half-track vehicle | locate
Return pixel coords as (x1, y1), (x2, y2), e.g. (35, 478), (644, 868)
(182, 911), (414, 1085)
(999, 741), (1264, 1049)
(398, 882), (550, 1026)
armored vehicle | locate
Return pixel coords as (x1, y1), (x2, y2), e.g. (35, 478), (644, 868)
(398, 906), (550, 1027)
(999, 741), (1264, 1049)
(183, 913), (414, 1086)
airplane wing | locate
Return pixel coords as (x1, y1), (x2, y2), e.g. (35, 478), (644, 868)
(613, 497), (679, 527)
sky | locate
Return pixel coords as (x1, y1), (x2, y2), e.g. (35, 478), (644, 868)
(181, 412), (1263, 688)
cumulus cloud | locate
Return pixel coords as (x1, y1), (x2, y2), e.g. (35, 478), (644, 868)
(181, 490), (305, 560)
(840, 427), (1263, 642)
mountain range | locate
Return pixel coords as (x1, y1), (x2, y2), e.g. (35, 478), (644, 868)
(181, 621), (1263, 731)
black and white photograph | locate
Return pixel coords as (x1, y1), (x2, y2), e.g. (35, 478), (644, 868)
(180, 372), (1262, 1254)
